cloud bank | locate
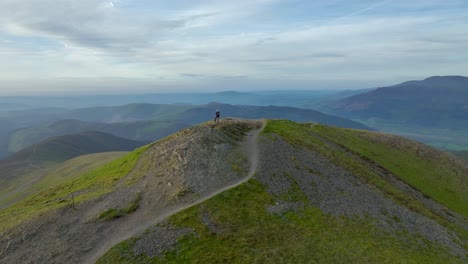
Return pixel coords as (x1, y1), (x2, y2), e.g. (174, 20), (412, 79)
(0, 0), (467, 94)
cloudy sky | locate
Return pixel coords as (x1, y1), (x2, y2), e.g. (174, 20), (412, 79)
(0, 0), (467, 94)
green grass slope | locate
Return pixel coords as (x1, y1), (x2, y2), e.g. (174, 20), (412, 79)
(0, 152), (127, 209)
(308, 124), (468, 217)
(0, 131), (147, 210)
(98, 120), (466, 263)
(100, 181), (461, 264)
(0, 144), (151, 232)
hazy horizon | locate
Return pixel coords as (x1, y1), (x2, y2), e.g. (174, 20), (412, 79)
(1, 0), (468, 94)
(0, 77), (395, 96)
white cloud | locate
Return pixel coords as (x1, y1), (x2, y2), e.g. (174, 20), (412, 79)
(0, 0), (467, 93)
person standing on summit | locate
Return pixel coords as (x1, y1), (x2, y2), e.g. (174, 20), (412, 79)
(214, 109), (220, 124)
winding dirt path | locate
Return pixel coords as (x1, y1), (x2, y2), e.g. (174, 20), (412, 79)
(86, 120), (266, 263)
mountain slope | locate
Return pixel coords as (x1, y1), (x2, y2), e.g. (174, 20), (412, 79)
(321, 76), (468, 149)
(100, 120), (467, 263)
(0, 131), (146, 209)
(0, 152), (127, 210)
(0, 120), (466, 263)
(8, 119), (186, 153)
(326, 76), (468, 126)
(0, 119), (262, 263)
(8, 131), (146, 163)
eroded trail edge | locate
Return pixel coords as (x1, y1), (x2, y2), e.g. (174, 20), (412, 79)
(87, 120), (266, 263)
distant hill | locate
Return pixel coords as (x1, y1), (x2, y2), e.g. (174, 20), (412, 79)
(8, 119), (188, 153)
(6, 103), (369, 154)
(326, 76), (468, 128)
(0, 131), (146, 209)
(63, 103), (190, 123)
(184, 103), (371, 130)
(0, 104), (189, 158)
(6, 131), (147, 164)
(320, 76), (468, 149)
(0, 89), (372, 111)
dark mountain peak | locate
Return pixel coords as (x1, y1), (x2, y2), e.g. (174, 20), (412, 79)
(423, 75), (468, 82)
(394, 75), (468, 89)
(327, 75), (468, 132)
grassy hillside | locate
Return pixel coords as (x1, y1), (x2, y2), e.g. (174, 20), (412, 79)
(0, 131), (146, 210)
(0, 152), (127, 209)
(99, 179), (461, 263)
(353, 120), (468, 151)
(98, 120), (467, 263)
(309, 124), (468, 217)
(0, 144), (151, 232)
(263, 121), (468, 218)
(1, 120), (465, 263)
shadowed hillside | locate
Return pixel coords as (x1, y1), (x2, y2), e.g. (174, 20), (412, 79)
(7, 131), (147, 163)
(0, 132), (146, 210)
(0, 120), (466, 263)
(326, 76), (468, 127)
(8, 119), (187, 153)
(0, 104), (189, 157)
(320, 76), (468, 150)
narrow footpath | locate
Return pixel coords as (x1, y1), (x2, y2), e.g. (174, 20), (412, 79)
(86, 120), (266, 263)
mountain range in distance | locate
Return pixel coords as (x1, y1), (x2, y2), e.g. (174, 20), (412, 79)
(0, 89), (371, 112)
(1, 103), (370, 158)
(0, 75), (466, 157)
(319, 76), (468, 150)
